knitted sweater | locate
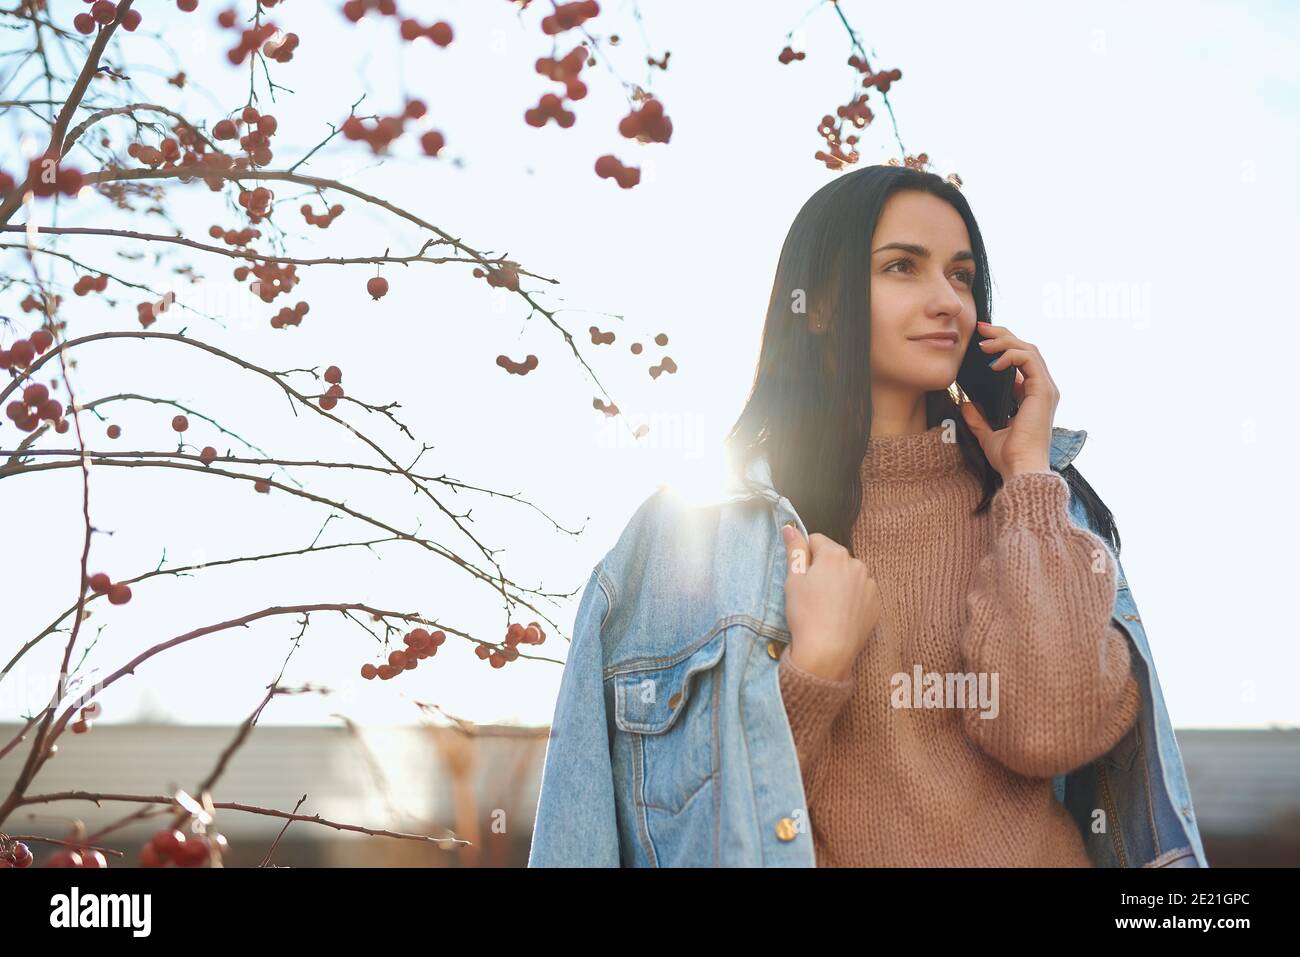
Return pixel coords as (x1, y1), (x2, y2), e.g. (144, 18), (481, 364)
(777, 424), (1141, 867)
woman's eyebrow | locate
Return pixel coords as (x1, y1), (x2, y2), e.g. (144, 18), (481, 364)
(872, 241), (974, 263)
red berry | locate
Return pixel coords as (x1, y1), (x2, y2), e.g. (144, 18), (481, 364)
(23, 382), (49, 406)
(88, 572), (111, 594)
(254, 479), (270, 493)
(172, 414), (189, 432)
(360, 663), (377, 680)
(324, 365), (342, 384)
(200, 446), (217, 464)
(366, 276), (388, 300)
(107, 583), (132, 605)
(139, 843), (163, 867)
(151, 828), (185, 859)
(107, 424), (121, 439)
(177, 834), (210, 867)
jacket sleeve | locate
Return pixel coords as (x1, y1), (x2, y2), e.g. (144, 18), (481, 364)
(959, 470), (1141, 779)
(527, 562), (621, 866)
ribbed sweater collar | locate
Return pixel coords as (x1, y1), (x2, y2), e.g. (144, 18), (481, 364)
(860, 423), (968, 483)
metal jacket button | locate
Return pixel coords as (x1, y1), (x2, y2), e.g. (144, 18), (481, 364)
(766, 639), (782, 660)
(775, 818), (798, 841)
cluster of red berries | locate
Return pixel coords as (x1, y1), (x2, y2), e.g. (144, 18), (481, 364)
(648, 356), (678, 379)
(240, 259), (300, 304)
(5, 380), (68, 434)
(319, 365), (344, 410)
(888, 153), (933, 173)
(137, 291), (175, 328)
(123, 120), (226, 179)
(342, 0), (397, 21)
(778, 46), (806, 64)
(594, 154), (639, 189)
(835, 95), (874, 130)
(627, 332), (669, 355)
(71, 701), (101, 735)
(18, 292), (60, 315)
(525, 93), (575, 130)
(88, 571), (132, 605)
(814, 114), (860, 172)
(72, 273), (107, 295)
(398, 18), (453, 45)
(271, 301), (310, 330)
(139, 827), (227, 867)
(496, 354), (538, 376)
(126, 136), (183, 168)
(0, 328), (53, 371)
(263, 30), (300, 63)
(848, 58), (902, 93)
(366, 276), (388, 300)
(209, 224), (262, 247)
(342, 99), (444, 157)
(525, 46), (588, 129)
(593, 398), (619, 417)
(211, 107), (279, 168)
(0, 839), (33, 868)
(47, 845), (109, 867)
(475, 622), (548, 669)
(471, 263), (520, 291)
(361, 627), (446, 680)
(542, 1), (599, 35)
(72, 1), (146, 35)
(619, 96), (673, 144)
(18, 151), (84, 199)
(237, 184), (275, 224)
(537, 46), (589, 100)
(301, 202), (344, 229)
(219, 11), (279, 66)
(589, 326), (615, 345)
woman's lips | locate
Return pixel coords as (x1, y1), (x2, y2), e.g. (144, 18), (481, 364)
(909, 336), (958, 349)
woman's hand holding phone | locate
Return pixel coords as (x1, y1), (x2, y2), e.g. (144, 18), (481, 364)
(780, 523), (881, 684)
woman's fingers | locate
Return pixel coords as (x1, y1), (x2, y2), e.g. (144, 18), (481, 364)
(781, 523), (809, 576)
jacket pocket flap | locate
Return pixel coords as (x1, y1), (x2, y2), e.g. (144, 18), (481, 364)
(612, 636), (725, 735)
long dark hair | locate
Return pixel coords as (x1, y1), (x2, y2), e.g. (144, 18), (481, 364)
(723, 164), (1120, 556)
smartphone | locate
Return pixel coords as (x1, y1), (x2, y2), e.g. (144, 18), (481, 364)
(956, 327), (1018, 430)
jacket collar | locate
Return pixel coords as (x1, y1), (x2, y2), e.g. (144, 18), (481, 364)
(735, 426), (1088, 503)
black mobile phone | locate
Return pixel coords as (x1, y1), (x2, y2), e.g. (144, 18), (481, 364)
(956, 327), (1017, 430)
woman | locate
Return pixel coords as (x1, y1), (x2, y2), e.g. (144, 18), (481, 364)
(725, 164), (1139, 866)
(528, 164), (1200, 868)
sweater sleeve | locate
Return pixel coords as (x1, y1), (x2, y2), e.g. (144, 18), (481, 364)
(958, 469), (1141, 779)
(777, 647), (855, 786)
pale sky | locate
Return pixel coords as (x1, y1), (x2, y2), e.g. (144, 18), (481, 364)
(2, 0), (1296, 731)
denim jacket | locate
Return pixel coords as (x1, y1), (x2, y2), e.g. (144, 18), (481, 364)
(528, 427), (1208, 867)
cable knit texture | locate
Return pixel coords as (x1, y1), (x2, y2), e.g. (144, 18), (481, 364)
(777, 423), (1141, 866)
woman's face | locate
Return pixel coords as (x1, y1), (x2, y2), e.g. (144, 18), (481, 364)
(867, 189), (978, 393)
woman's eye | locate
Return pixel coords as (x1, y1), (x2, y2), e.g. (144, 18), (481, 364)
(886, 259), (975, 287)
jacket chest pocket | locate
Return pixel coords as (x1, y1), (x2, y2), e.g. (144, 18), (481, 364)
(611, 633), (725, 816)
